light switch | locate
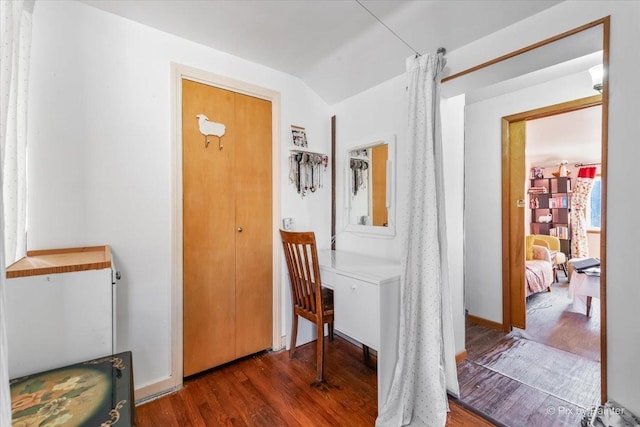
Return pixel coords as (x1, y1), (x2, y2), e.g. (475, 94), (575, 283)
(282, 217), (295, 230)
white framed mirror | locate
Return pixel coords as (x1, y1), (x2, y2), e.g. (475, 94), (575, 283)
(345, 134), (395, 236)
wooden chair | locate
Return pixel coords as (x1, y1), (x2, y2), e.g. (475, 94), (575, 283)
(280, 230), (334, 383)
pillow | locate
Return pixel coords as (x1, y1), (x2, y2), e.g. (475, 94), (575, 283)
(532, 245), (551, 263)
(525, 235), (536, 260)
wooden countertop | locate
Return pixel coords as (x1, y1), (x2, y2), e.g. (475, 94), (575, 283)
(6, 246), (112, 279)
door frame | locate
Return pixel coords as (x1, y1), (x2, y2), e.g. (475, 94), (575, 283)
(164, 63), (281, 396)
(439, 14), (609, 409)
(502, 92), (607, 400)
(502, 95), (603, 330)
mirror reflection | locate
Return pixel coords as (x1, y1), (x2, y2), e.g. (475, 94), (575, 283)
(348, 143), (388, 227)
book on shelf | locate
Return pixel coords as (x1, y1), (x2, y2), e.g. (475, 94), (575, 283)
(548, 195), (568, 209)
(528, 186), (548, 194)
(550, 226), (569, 239)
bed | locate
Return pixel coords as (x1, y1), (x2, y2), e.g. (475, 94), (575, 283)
(525, 245), (554, 296)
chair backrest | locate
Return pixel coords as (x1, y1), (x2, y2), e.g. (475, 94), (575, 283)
(532, 234), (561, 252)
(280, 230), (324, 317)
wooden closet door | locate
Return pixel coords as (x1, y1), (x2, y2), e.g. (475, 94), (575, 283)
(234, 93), (273, 358)
(182, 80), (273, 376)
(182, 80), (237, 376)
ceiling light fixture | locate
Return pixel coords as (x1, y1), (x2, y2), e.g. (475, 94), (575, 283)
(589, 64), (604, 93)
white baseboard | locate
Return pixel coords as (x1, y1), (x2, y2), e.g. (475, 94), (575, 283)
(135, 376), (182, 404)
(280, 334), (287, 350)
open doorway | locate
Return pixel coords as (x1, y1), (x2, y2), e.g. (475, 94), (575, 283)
(516, 100), (602, 408)
(459, 97), (605, 427)
(524, 105), (602, 363)
(451, 18), (609, 426)
(519, 101), (603, 407)
(524, 104), (602, 365)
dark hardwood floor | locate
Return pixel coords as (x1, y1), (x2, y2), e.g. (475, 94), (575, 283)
(459, 283), (601, 427)
(136, 336), (495, 426)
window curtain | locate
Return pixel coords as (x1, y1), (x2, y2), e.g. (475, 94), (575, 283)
(570, 167), (597, 258)
(376, 52), (459, 427)
(1, 1), (34, 424)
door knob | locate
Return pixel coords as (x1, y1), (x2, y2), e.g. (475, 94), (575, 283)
(237, 227), (243, 232)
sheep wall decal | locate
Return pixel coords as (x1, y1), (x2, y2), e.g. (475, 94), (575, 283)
(196, 114), (226, 150)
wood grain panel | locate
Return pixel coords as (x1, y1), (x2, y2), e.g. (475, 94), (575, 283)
(371, 144), (388, 226)
(234, 93), (273, 358)
(441, 17), (609, 83)
(6, 246), (111, 278)
(467, 314), (503, 332)
(500, 118), (512, 333)
(505, 94), (601, 122)
(599, 16), (610, 404)
(137, 337), (495, 427)
(182, 79), (237, 376)
(507, 120), (526, 330)
(455, 349), (468, 364)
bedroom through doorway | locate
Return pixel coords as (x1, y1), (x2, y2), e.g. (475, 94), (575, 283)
(454, 17), (609, 426)
(522, 102), (602, 366)
(457, 97), (604, 426)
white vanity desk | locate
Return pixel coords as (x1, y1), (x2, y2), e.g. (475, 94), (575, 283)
(317, 249), (401, 408)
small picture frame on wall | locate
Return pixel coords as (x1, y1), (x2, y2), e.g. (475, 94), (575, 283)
(291, 125), (308, 147)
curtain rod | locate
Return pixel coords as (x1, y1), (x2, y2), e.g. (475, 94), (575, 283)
(575, 162), (601, 167)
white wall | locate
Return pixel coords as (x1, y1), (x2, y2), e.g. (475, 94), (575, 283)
(330, 76), (467, 355)
(440, 94), (466, 354)
(452, 0), (640, 415)
(27, 0), (331, 393)
(331, 74), (407, 258)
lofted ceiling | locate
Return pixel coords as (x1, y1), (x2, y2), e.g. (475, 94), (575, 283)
(80, 0), (562, 104)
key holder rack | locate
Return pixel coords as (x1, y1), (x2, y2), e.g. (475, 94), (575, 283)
(288, 147), (328, 198)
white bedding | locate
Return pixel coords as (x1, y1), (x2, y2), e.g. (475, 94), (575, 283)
(525, 259), (554, 296)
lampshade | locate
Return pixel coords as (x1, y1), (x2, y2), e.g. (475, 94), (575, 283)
(589, 64), (603, 93)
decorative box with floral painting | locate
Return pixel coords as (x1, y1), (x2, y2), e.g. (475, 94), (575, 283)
(10, 351), (134, 427)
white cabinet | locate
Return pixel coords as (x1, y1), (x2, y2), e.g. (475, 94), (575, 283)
(317, 250), (401, 409)
(333, 275), (379, 349)
(6, 246), (114, 378)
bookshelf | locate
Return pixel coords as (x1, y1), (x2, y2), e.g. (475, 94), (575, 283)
(529, 176), (571, 257)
